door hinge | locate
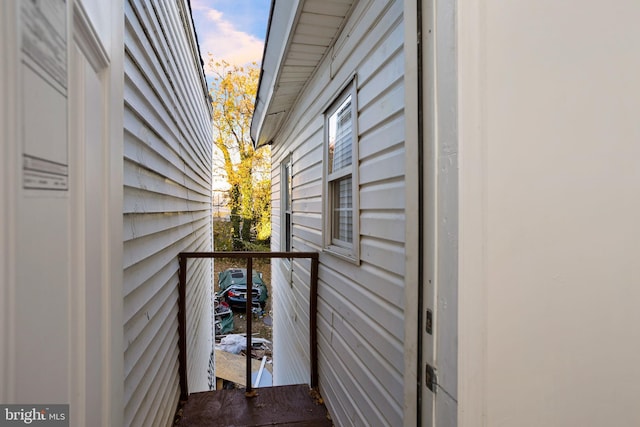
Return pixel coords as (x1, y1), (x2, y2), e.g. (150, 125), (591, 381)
(425, 364), (437, 393)
(426, 309), (433, 335)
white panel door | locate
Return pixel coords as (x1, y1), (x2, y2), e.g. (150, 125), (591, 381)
(69, 3), (112, 425)
(1, 0), (121, 419)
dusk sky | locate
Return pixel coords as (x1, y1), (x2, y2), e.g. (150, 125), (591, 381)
(190, 0), (271, 76)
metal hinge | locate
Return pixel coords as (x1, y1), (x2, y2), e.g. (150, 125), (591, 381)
(425, 364), (438, 393)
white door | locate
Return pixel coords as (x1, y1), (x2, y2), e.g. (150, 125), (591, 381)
(421, 0), (458, 425)
(69, 2), (121, 425)
(1, 0), (121, 420)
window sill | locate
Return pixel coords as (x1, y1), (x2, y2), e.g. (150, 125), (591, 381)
(323, 245), (360, 265)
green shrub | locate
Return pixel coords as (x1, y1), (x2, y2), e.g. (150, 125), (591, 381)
(213, 220), (233, 251)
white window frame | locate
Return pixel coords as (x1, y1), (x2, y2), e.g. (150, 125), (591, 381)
(323, 78), (359, 262)
(281, 154), (293, 254)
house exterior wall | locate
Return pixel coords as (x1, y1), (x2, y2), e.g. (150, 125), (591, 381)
(2, 1), (211, 426)
(269, 1), (406, 425)
(458, 0), (640, 426)
(123, 1), (213, 426)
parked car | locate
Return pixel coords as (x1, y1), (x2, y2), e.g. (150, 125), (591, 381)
(217, 268), (268, 312)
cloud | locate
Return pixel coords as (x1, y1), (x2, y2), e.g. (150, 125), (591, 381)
(190, 1), (264, 71)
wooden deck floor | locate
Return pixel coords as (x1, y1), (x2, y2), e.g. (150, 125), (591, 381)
(175, 384), (333, 426)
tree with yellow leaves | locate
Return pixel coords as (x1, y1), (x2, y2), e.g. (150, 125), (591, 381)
(209, 58), (271, 249)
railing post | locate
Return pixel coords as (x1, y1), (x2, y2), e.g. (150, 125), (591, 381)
(310, 255), (319, 389)
(245, 256), (256, 396)
(178, 254), (188, 400)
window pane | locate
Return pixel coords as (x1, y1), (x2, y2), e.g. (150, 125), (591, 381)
(282, 158), (293, 253)
(328, 95), (352, 174)
(285, 162), (292, 212)
(285, 212), (291, 252)
(332, 176), (353, 243)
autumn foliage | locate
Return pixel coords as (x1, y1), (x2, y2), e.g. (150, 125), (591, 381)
(209, 58), (271, 249)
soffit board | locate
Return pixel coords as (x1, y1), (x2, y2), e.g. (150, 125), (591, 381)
(251, 0), (355, 147)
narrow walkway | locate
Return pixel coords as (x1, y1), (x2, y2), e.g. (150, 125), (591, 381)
(175, 384), (333, 426)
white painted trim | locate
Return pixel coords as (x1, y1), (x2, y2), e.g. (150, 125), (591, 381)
(0, 0), (19, 404)
(0, 2), (6, 403)
(106, 1), (124, 425)
(68, 40), (87, 426)
(421, 0), (439, 421)
(73, 1), (109, 72)
(457, 0), (487, 425)
(402, 0), (420, 424)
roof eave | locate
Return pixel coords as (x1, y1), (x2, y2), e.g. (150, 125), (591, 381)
(251, 0), (303, 148)
(251, 0), (356, 148)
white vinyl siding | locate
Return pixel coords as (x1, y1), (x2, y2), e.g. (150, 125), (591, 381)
(270, 1), (405, 425)
(123, 1), (213, 426)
